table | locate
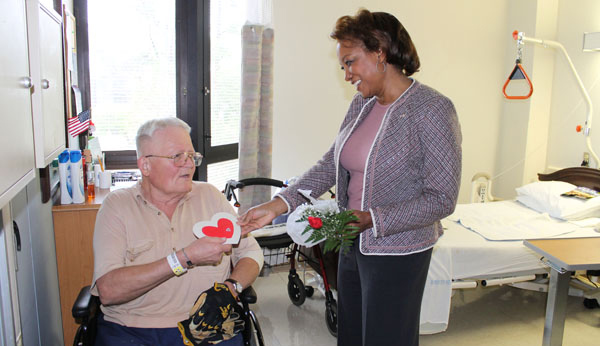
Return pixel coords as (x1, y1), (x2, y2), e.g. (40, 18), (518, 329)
(524, 237), (600, 346)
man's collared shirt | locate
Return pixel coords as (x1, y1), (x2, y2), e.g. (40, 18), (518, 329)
(91, 181), (263, 328)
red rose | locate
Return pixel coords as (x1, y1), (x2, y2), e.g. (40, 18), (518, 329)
(308, 216), (323, 229)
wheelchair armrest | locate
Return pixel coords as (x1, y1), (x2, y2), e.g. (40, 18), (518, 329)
(239, 285), (257, 305)
(72, 285), (100, 320)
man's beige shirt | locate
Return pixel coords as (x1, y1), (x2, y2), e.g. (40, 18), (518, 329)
(91, 181), (263, 328)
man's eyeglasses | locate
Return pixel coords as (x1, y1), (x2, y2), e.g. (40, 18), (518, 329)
(144, 152), (203, 167)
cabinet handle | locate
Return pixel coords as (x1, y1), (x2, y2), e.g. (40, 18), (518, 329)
(41, 79), (50, 89)
(12, 221), (21, 252)
(19, 76), (33, 89)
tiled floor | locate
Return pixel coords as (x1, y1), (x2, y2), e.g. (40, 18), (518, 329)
(250, 267), (600, 346)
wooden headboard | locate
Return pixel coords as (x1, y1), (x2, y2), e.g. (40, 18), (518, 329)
(538, 167), (600, 191)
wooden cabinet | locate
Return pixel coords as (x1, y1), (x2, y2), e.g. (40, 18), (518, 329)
(52, 190), (110, 345)
(27, 0), (67, 168)
(0, 0), (37, 209)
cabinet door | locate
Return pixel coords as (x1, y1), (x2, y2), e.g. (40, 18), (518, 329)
(10, 189), (41, 346)
(28, 2), (66, 168)
(24, 178), (63, 346)
(0, 0), (36, 209)
(0, 209), (19, 346)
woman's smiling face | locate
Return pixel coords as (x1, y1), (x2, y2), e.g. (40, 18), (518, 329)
(337, 40), (383, 99)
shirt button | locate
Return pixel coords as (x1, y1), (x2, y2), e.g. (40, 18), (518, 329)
(158, 211), (161, 216)
(171, 227), (175, 232)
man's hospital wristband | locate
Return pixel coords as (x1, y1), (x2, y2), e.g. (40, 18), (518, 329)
(167, 252), (187, 276)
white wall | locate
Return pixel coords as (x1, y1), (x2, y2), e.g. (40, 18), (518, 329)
(494, 0), (600, 198)
(493, 0), (558, 199)
(547, 0), (600, 170)
(273, 0), (511, 203)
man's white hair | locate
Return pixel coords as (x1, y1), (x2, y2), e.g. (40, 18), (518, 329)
(135, 117), (191, 158)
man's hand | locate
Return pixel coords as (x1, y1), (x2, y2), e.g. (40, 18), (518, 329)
(185, 237), (232, 266)
(238, 198), (287, 234)
(178, 283), (244, 346)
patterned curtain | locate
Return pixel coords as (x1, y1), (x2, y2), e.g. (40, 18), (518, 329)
(238, 25), (274, 213)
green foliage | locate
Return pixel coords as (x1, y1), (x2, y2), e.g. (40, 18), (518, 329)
(297, 209), (359, 254)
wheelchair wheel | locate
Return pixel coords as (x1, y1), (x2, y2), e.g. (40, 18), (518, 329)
(245, 322), (258, 346)
(325, 294), (337, 337)
(243, 309), (265, 346)
(305, 285), (314, 298)
(288, 271), (306, 306)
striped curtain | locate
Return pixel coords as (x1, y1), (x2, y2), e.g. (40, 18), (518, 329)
(238, 25), (274, 213)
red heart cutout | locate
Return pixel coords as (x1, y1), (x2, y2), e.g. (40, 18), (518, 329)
(201, 218), (235, 238)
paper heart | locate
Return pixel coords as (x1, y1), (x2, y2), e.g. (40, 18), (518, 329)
(202, 218), (235, 238)
(193, 212), (241, 245)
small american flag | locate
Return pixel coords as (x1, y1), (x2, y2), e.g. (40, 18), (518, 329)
(67, 109), (91, 137)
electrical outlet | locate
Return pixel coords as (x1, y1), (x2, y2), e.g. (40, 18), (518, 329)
(478, 183), (487, 203)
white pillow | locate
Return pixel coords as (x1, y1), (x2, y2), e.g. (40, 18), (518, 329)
(515, 181), (600, 220)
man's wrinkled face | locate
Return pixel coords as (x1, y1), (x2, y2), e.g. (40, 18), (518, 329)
(139, 126), (196, 196)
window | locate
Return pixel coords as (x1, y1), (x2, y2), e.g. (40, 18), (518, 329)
(83, 0), (243, 187)
(205, 0), (246, 186)
(209, 0), (245, 147)
(88, 0), (176, 152)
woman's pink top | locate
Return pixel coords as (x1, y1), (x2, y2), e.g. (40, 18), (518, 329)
(340, 101), (390, 210)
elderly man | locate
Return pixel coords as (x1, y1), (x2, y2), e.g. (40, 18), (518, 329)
(91, 117), (263, 345)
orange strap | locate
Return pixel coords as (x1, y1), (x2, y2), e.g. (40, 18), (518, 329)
(502, 62), (533, 100)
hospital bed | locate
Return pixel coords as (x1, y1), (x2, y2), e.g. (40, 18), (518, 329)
(419, 167), (600, 334)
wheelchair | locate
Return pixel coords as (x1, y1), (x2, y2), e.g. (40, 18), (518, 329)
(72, 285), (264, 346)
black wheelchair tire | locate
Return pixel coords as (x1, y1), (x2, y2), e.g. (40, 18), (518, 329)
(325, 298), (338, 337)
(305, 285), (314, 298)
(287, 275), (306, 306)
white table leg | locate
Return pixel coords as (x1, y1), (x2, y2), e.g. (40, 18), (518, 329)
(543, 269), (570, 346)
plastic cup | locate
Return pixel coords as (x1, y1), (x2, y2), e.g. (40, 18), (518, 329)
(99, 171), (112, 189)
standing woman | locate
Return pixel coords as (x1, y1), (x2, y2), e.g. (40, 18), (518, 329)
(239, 9), (461, 346)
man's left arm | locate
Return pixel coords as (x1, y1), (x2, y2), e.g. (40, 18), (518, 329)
(224, 235), (264, 296)
(224, 257), (260, 297)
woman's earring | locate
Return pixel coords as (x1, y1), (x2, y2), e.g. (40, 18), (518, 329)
(376, 53), (387, 73)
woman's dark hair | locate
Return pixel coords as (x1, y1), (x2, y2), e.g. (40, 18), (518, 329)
(330, 9), (420, 76)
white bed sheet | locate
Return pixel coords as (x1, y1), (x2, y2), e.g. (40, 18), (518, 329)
(420, 201), (600, 334)
(448, 200), (581, 240)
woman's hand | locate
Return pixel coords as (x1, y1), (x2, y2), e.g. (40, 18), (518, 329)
(348, 210), (373, 233)
(238, 198), (288, 234)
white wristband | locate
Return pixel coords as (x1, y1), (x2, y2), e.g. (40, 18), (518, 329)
(167, 252), (187, 276)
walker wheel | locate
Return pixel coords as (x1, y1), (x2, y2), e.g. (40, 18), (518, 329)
(583, 298), (599, 309)
(288, 275), (306, 306)
(305, 286), (314, 298)
(325, 298), (338, 337)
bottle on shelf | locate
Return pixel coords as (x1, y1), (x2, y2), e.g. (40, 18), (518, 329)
(86, 162), (95, 199)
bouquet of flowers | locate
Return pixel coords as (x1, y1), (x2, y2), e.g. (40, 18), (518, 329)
(286, 190), (359, 254)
